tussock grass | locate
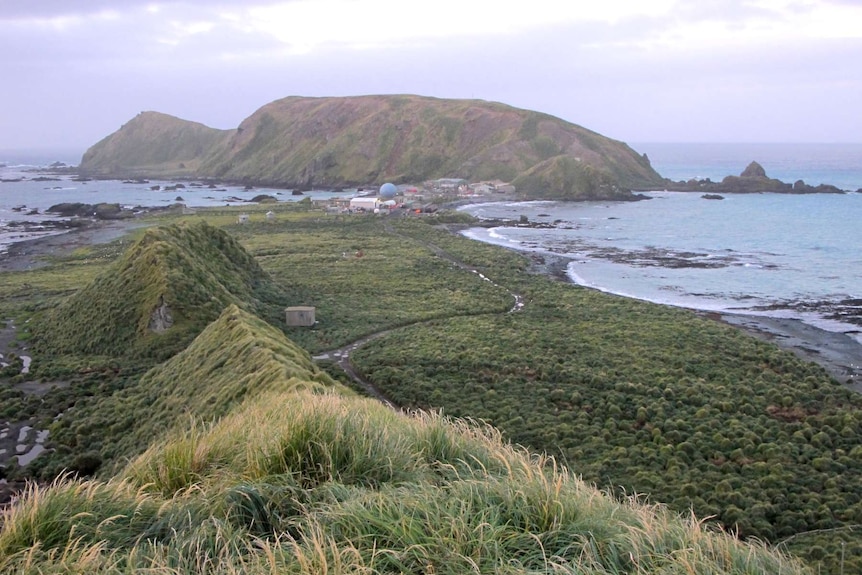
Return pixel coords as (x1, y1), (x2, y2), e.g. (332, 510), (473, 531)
(47, 304), (345, 473)
(2, 389), (810, 573)
(32, 220), (286, 360)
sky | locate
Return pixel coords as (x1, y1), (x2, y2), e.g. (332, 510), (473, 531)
(2, 0), (861, 154)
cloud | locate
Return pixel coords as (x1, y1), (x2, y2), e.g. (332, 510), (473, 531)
(2, 0), (861, 148)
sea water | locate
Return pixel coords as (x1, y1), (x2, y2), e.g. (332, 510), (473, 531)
(461, 143), (862, 341)
(0, 150), (354, 253)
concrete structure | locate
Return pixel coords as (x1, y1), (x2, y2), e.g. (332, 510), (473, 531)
(285, 306), (316, 327)
(237, 213), (250, 224)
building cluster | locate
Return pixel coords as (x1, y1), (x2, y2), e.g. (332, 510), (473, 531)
(314, 179), (517, 215)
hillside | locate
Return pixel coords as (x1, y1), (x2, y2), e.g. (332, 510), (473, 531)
(43, 304), (344, 475)
(1, 391), (808, 573)
(80, 111), (231, 177)
(79, 95), (664, 199)
(2, 209), (842, 573)
(32, 220), (286, 359)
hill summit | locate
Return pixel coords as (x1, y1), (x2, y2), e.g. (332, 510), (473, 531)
(33, 220), (286, 359)
(79, 95), (664, 199)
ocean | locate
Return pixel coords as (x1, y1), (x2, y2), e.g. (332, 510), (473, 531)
(460, 143), (862, 342)
(0, 149), (353, 253)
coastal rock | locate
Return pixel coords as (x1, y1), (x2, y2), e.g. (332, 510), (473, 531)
(664, 160), (847, 194)
(740, 161), (767, 178)
(249, 194), (277, 203)
(46, 202), (135, 220)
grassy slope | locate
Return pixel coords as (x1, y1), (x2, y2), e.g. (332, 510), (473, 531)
(0, 388), (809, 574)
(31, 220), (287, 360)
(349, 221), (862, 573)
(80, 111), (233, 177)
(46, 304), (344, 475)
(0, 208), (845, 573)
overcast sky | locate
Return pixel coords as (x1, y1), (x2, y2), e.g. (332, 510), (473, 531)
(2, 0), (861, 153)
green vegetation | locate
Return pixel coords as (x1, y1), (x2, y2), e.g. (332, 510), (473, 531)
(42, 304), (343, 476)
(31, 220), (287, 360)
(230, 214), (513, 352)
(0, 389), (808, 574)
(2, 204), (858, 572)
(81, 111), (230, 177)
(514, 156), (635, 200)
(79, 95), (665, 198)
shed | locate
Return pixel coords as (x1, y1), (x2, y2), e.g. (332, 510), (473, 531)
(285, 306), (316, 327)
(237, 213), (250, 224)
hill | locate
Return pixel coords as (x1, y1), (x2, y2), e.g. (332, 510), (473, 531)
(42, 304), (344, 475)
(0, 211), (831, 573)
(78, 95), (664, 199)
(80, 111), (231, 177)
(32, 220), (286, 359)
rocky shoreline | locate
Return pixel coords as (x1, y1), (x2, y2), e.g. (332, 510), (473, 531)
(523, 251), (862, 391)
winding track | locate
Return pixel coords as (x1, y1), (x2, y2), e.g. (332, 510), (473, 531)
(313, 224), (524, 407)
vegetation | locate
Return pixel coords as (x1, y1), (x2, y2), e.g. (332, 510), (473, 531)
(80, 111), (231, 177)
(31, 220), (288, 360)
(0, 388), (808, 574)
(229, 214), (514, 352)
(40, 304), (344, 477)
(1, 204), (858, 572)
(345, 223), (862, 574)
(79, 95), (665, 198)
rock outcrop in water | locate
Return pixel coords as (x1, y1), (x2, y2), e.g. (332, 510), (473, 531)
(665, 160), (848, 194)
(78, 95), (665, 200)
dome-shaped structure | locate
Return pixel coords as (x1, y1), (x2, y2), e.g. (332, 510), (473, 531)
(379, 182), (397, 199)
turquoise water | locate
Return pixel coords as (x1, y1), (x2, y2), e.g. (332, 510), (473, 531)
(461, 191), (862, 340)
(460, 143), (862, 338)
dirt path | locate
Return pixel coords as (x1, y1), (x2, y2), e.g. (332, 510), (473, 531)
(314, 223), (526, 407)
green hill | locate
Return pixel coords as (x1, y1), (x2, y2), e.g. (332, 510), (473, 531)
(79, 95), (664, 199)
(32, 220), (286, 359)
(42, 304), (344, 475)
(0, 212), (826, 574)
(80, 111), (231, 177)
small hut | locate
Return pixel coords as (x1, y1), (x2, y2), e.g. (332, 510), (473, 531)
(237, 213), (250, 224)
(285, 306), (316, 327)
